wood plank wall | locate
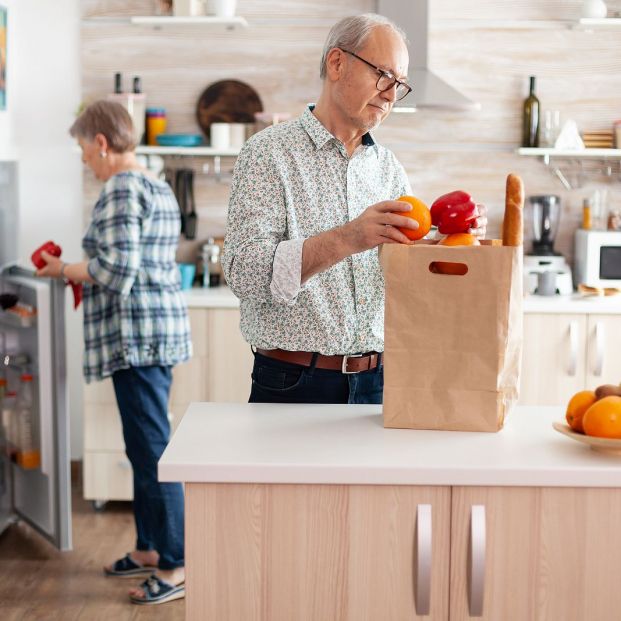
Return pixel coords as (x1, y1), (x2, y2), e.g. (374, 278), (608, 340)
(81, 0), (621, 266)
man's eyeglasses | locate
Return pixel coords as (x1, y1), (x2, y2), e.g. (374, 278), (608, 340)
(340, 49), (412, 101)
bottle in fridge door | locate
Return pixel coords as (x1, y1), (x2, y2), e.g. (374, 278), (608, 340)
(15, 374), (40, 470)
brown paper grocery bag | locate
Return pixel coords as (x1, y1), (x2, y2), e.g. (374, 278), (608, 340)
(380, 242), (522, 432)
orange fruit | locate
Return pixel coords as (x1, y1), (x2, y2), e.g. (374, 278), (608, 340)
(582, 396), (621, 438)
(565, 390), (597, 433)
(395, 195), (431, 241)
(433, 232), (480, 275)
(438, 233), (481, 246)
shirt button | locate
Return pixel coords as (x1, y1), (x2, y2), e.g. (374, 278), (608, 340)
(359, 298), (366, 305)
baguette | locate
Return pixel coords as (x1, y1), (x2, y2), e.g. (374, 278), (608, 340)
(502, 174), (524, 246)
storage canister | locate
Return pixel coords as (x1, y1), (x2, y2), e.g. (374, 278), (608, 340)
(146, 107), (167, 146)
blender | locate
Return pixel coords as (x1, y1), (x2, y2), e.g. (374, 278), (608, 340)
(524, 195), (573, 295)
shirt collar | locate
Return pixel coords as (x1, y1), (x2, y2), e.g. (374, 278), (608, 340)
(300, 105), (376, 151)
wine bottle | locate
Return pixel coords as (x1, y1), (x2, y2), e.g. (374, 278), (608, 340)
(522, 76), (540, 148)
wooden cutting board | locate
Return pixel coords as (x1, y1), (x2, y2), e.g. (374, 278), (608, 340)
(196, 80), (263, 139)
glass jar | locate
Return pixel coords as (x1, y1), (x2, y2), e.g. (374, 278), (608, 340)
(201, 238), (221, 288)
(145, 107), (167, 146)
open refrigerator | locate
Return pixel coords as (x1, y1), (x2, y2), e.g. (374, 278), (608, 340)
(0, 161), (72, 550)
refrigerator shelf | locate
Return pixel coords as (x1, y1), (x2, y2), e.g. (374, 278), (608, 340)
(0, 309), (37, 329)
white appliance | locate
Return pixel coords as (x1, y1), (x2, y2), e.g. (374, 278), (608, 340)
(524, 255), (574, 296)
(575, 229), (621, 289)
(0, 161), (71, 550)
(524, 194), (573, 295)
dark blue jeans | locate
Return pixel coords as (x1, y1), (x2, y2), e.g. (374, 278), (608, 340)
(111, 365), (184, 570)
(249, 352), (384, 404)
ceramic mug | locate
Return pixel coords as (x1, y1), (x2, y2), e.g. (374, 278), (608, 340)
(210, 123), (231, 149)
(178, 263), (196, 290)
(229, 123), (247, 149)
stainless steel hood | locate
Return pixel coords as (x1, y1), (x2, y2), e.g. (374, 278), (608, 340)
(377, 0), (480, 112)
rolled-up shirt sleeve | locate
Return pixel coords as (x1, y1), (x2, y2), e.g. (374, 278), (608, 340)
(87, 184), (145, 296)
(222, 139), (288, 303)
(270, 238), (305, 304)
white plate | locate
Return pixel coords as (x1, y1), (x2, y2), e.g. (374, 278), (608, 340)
(552, 422), (621, 455)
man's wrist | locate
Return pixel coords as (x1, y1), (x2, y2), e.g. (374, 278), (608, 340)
(335, 222), (357, 257)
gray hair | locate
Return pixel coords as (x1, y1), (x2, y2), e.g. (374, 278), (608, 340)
(69, 100), (136, 153)
(320, 13), (408, 79)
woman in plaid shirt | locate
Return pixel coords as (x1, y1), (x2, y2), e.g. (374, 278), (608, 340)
(37, 101), (191, 606)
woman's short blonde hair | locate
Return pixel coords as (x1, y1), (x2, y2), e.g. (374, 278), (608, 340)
(69, 100), (136, 153)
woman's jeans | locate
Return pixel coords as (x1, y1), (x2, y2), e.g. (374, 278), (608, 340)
(249, 352), (384, 404)
(111, 366), (184, 570)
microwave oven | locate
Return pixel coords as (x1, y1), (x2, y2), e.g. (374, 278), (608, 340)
(574, 229), (621, 288)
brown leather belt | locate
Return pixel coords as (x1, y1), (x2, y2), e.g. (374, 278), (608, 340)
(256, 348), (382, 374)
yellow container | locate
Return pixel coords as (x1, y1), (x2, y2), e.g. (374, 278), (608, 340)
(146, 108), (167, 146)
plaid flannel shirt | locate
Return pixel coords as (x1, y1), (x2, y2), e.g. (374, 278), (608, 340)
(81, 171), (192, 383)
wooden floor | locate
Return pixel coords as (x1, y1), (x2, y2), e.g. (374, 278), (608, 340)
(0, 474), (184, 620)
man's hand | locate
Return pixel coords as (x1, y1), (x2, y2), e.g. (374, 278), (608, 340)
(339, 200), (420, 254)
(35, 250), (64, 279)
(468, 204), (488, 239)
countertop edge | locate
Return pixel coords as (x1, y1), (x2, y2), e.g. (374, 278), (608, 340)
(158, 463), (621, 488)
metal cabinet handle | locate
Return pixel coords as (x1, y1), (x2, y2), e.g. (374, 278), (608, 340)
(414, 504), (432, 616)
(593, 321), (605, 377)
(469, 505), (486, 617)
(568, 321), (579, 377)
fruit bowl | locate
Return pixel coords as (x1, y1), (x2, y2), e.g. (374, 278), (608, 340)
(552, 422), (621, 455)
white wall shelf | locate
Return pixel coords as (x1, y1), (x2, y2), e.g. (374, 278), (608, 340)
(516, 148), (621, 190)
(135, 145), (240, 157)
(83, 15), (248, 30)
(517, 148), (621, 162)
(572, 17), (621, 30)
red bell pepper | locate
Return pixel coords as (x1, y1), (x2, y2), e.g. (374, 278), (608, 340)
(431, 190), (479, 235)
(31, 241), (83, 310)
(31, 241), (62, 269)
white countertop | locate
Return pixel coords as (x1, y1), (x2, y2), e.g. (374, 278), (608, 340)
(159, 403), (621, 488)
(183, 286), (239, 308)
(182, 287), (621, 314)
(523, 293), (621, 314)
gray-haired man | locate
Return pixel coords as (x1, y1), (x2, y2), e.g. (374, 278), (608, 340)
(223, 13), (485, 405)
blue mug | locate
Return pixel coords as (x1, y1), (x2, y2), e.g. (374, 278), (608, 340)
(178, 263), (196, 290)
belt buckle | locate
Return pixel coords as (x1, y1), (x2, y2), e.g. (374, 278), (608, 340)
(342, 353), (363, 374)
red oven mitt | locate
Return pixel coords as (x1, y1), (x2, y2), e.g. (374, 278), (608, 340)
(31, 241), (83, 310)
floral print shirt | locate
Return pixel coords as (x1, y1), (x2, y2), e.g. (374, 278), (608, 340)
(222, 106), (410, 355)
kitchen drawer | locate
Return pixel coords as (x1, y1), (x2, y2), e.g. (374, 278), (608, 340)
(170, 356), (208, 405)
(84, 404), (124, 451)
(83, 451), (132, 501)
(83, 377), (116, 405)
(84, 405), (175, 451)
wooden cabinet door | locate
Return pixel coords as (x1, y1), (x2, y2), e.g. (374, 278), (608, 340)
(519, 314), (587, 405)
(585, 314), (621, 389)
(450, 486), (621, 621)
(186, 483), (451, 621)
(206, 309), (253, 402)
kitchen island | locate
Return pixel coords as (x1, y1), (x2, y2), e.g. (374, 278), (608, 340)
(159, 403), (621, 621)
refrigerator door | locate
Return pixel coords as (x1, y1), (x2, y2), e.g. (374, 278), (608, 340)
(0, 161), (19, 268)
(0, 268), (72, 550)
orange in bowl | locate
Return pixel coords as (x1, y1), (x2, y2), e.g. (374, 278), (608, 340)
(395, 196), (431, 241)
(565, 390), (597, 433)
(583, 396), (621, 439)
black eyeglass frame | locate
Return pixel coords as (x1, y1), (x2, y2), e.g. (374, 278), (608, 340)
(340, 48), (412, 101)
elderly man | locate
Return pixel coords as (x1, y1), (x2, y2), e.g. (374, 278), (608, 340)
(222, 13), (484, 405)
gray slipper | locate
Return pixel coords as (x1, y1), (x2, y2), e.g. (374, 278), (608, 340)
(130, 574), (185, 605)
(104, 553), (156, 578)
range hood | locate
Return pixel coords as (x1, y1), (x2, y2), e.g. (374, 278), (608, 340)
(377, 0), (480, 112)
